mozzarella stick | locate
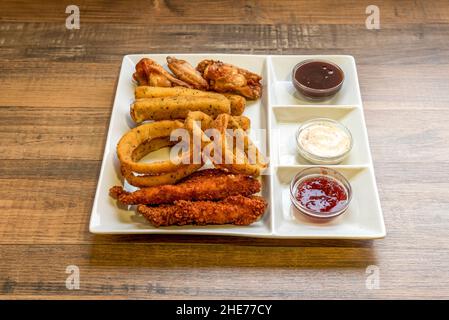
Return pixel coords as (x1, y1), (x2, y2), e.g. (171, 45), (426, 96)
(135, 86), (226, 99)
(130, 96), (231, 122)
(222, 93), (246, 116)
(135, 86), (245, 116)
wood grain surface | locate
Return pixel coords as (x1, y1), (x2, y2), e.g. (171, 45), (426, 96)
(1, 0), (449, 299)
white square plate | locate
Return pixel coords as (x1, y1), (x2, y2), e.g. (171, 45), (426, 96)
(89, 54), (385, 239)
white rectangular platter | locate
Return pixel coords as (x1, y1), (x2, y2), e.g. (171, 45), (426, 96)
(90, 54), (386, 239)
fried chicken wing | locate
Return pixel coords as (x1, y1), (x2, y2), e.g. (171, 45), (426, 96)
(109, 169), (261, 205)
(137, 195), (267, 227)
(166, 56), (209, 90)
(196, 60), (262, 99)
(133, 58), (191, 88)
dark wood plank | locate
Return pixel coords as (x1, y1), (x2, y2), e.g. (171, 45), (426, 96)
(1, 0), (449, 25)
(1, 244), (448, 299)
(1, 23), (449, 64)
(0, 107), (109, 160)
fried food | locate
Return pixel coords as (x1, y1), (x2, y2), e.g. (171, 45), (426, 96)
(130, 96), (231, 122)
(134, 86), (219, 99)
(109, 169), (261, 205)
(197, 59), (262, 99)
(212, 114), (268, 176)
(184, 111), (268, 177)
(129, 137), (174, 164)
(166, 56), (209, 90)
(121, 163), (201, 188)
(117, 120), (202, 187)
(232, 115), (250, 131)
(117, 120), (183, 174)
(133, 58), (191, 88)
(137, 195), (267, 227)
(109, 57), (269, 228)
(134, 86), (246, 116)
(115, 111), (251, 187)
(223, 93), (246, 116)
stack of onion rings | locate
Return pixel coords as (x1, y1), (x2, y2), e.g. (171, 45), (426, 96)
(116, 113), (265, 187)
(117, 120), (202, 187)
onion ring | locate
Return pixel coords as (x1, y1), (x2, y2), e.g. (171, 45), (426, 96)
(120, 163), (202, 188)
(117, 120), (202, 187)
(117, 120), (185, 175)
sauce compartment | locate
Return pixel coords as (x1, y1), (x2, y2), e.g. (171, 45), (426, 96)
(271, 106), (372, 166)
(271, 166), (385, 239)
(269, 55), (361, 106)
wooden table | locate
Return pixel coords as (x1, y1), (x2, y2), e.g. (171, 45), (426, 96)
(1, 0), (449, 299)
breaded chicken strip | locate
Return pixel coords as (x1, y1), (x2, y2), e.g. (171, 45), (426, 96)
(137, 195), (267, 227)
(109, 169), (261, 205)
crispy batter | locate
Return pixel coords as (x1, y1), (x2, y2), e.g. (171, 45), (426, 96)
(109, 169), (261, 205)
(131, 96), (230, 122)
(222, 93), (246, 116)
(116, 120), (203, 187)
(116, 120), (184, 174)
(134, 86), (246, 116)
(167, 56), (209, 90)
(183, 112), (268, 177)
(133, 58), (191, 88)
(196, 60), (262, 99)
(137, 195), (267, 227)
(212, 114), (268, 177)
(120, 163), (202, 188)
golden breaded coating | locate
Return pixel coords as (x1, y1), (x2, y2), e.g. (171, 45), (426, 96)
(137, 195), (267, 227)
(109, 169), (261, 205)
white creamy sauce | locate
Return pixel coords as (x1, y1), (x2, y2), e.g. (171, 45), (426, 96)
(297, 122), (350, 158)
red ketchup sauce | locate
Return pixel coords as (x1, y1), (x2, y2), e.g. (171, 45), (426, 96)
(295, 176), (348, 213)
